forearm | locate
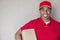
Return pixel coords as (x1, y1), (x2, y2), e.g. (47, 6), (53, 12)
(15, 34), (21, 40)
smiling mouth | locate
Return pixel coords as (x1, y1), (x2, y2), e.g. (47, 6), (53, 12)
(43, 14), (48, 17)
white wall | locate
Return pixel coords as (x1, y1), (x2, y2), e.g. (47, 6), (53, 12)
(0, 0), (60, 40)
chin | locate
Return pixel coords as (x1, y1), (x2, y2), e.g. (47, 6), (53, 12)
(43, 17), (48, 20)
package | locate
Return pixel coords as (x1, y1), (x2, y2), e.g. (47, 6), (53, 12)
(22, 29), (37, 40)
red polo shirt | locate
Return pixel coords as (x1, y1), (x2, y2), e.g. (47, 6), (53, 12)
(20, 17), (60, 40)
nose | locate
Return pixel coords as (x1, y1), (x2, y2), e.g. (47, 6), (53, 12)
(44, 10), (47, 14)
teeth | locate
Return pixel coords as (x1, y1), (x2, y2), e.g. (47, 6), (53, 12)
(44, 14), (47, 17)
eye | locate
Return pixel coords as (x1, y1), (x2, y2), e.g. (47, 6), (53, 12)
(40, 8), (44, 11)
(47, 7), (51, 11)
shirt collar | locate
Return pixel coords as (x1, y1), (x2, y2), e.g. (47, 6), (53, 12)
(39, 17), (52, 26)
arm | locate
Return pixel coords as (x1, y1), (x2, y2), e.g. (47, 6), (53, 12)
(15, 29), (22, 40)
(15, 20), (34, 40)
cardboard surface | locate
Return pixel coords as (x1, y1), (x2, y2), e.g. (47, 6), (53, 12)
(22, 29), (37, 40)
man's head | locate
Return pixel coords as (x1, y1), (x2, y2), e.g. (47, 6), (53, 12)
(39, 1), (52, 22)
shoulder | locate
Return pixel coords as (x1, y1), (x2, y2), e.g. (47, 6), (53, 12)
(51, 18), (60, 25)
(25, 17), (40, 25)
(20, 17), (40, 31)
(51, 18), (60, 33)
(51, 18), (60, 30)
(28, 17), (40, 24)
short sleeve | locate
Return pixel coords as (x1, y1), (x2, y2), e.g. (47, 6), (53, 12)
(20, 20), (35, 31)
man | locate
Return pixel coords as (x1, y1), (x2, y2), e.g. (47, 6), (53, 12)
(15, 1), (60, 40)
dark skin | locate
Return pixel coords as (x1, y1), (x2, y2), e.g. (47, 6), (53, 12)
(39, 6), (60, 40)
(15, 6), (60, 40)
(39, 6), (51, 22)
(15, 6), (51, 40)
(15, 30), (22, 40)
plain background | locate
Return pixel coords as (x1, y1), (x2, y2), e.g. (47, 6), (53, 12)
(0, 0), (60, 40)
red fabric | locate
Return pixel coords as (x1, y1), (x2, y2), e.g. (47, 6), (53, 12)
(39, 1), (52, 10)
(20, 17), (60, 40)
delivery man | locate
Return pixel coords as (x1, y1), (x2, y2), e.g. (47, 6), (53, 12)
(15, 1), (60, 40)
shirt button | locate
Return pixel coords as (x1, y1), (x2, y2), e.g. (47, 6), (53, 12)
(44, 26), (48, 31)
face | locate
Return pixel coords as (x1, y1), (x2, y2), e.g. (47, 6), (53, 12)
(39, 6), (51, 20)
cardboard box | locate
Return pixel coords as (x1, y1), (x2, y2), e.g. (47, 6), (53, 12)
(22, 29), (37, 40)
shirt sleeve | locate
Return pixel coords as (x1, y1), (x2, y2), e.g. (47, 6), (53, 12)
(20, 20), (34, 31)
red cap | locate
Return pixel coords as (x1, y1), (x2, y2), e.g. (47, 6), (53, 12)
(39, 1), (52, 10)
